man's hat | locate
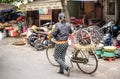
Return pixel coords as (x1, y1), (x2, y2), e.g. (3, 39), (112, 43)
(58, 12), (65, 20)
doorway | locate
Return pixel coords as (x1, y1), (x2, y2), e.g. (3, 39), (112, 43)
(94, 2), (103, 20)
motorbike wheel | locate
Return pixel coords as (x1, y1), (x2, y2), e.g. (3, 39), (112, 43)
(29, 34), (38, 47)
(34, 40), (44, 51)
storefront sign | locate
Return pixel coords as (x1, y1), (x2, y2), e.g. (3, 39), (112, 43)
(39, 8), (49, 14)
(39, 9), (52, 20)
(39, 14), (52, 20)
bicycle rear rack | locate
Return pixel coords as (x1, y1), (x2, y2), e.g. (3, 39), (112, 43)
(71, 57), (88, 64)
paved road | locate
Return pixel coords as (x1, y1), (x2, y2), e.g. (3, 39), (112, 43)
(0, 37), (120, 79)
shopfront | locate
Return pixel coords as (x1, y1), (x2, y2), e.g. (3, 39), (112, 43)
(70, 0), (98, 19)
(20, 0), (62, 27)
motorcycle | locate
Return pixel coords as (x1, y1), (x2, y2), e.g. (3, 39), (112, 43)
(100, 20), (115, 46)
(34, 32), (49, 51)
(27, 29), (38, 47)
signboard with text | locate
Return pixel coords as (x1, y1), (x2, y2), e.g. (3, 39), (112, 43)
(39, 9), (52, 20)
(39, 14), (52, 20)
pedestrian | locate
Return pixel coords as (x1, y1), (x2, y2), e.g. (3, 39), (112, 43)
(52, 12), (72, 76)
(112, 19), (120, 38)
(18, 21), (22, 34)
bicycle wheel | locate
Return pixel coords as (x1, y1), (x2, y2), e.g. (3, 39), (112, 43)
(76, 29), (92, 45)
(75, 50), (98, 74)
(85, 27), (101, 44)
(90, 29), (101, 44)
(46, 47), (59, 67)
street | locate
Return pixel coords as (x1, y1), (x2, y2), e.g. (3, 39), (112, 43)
(0, 37), (120, 79)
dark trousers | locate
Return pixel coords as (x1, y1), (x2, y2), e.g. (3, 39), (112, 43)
(54, 42), (68, 72)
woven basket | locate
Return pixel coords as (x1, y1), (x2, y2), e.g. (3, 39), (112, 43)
(103, 46), (116, 52)
(12, 39), (26, 46)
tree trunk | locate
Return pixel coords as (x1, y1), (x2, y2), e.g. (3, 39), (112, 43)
(60, 0), (70, 22)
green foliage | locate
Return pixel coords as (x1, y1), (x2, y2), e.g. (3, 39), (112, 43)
(0, 0), (17, 3)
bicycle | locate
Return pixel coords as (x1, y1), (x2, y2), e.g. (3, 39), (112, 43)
(46, 28), (98, 74)
(85, 20), (115, 45)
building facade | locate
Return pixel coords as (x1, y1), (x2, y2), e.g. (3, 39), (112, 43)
(20, 0), (120, 26)
(68, 0), (120, 22)
(104, 0), (119, 22)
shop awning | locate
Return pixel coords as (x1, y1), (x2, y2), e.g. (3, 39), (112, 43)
(0, 3), (17, 13)
(20, 0), (62, 11)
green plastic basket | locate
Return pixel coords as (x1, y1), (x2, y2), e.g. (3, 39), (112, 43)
(95, 50), (103, 59)
(103, 52), (115, 57)
(95, 50), (103, 55)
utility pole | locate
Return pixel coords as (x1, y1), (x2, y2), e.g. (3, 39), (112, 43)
(60, 0), (70, 22)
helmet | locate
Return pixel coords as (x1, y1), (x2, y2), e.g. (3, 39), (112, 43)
(58, 12), (65, 20)
(31, 25), (39, 33)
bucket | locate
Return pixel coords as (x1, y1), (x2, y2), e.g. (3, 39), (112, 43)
(9, 30), (17, 37)
(22, 26), (27, 33)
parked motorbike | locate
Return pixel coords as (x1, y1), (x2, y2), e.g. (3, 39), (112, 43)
(100, 20), (115, 46)
(34, 32), (49, 51)
(27, 29), (38, 46)
(113, 32), (120, 58)
(27, 25), (45, 47)
(114, 32), (120, 46)
(27, 22), (55, 50)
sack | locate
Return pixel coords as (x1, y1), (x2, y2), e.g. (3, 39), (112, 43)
(68, 39), (72, 46)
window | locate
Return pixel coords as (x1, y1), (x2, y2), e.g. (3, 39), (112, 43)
(107, 0), (115, 15)
(80, 1), (84, 10)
